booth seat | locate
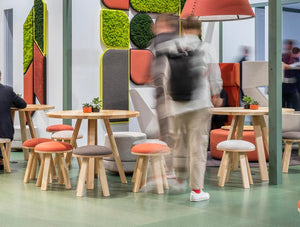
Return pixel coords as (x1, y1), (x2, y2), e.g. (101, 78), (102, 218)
(210, 128), (269, 161)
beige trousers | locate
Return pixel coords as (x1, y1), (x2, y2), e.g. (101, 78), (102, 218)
(173, 108), (211, 190)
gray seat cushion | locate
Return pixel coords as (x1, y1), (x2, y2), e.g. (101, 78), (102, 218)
(282, 131), (300, 140)
(73, 145), (112, 156)
(217, 140), (255, 151)
(51, 130), (83, 140)
(0, 138), (11, 143)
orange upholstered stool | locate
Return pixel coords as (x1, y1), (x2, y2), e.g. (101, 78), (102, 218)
(131, 143), (170, 194)
(210, 128), (268, 161)
(23, 138), (54, 183)
(0, 138), (12, 173)
(73, 145), (113, 197)
(46, 124), (74, 133)
(35, 141), (73, 191)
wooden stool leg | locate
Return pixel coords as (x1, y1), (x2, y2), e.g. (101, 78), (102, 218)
(58, 153), (71, 189)
(282, 141), (292, 173)
(225, 153), (232, 183)
(140, 156), (149, 188)
(218, 151), (227, 177)
(151, 156), (164, 194)
(36, 154), (45, 187)
(240, 153), (250, 189)
(245, 156), (253, 185)
(218, 152), (230, 187)
(55, 154), (64, 185)
(30, 151), (38, 180)
(76, 157), (82, 168)
(160, 157), (168, 190)
(98, 158), (110, 197)
(6, 141), (11, 162)
(76, 158), (88, 196)
(132, 156), (140, 183)
(50, 155), (57, 180)
(41, 154), (51, 191)
(0, 143), (10, 173)
(24, 149), (35, 183)
(133, 156), (144, 192)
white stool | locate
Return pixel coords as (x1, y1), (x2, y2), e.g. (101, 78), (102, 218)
(282, 131), (300, 173)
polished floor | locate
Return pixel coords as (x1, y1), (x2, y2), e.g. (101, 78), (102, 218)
(1, 151), (300, 227)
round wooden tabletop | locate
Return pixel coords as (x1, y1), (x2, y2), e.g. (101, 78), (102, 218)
(46, 110), (139, 120)
(11, 104), (55, 112)
(212, 107), (295, 116)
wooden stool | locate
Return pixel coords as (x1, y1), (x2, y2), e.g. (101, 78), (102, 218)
(131, 143), (170, 194)
(35, 141), (73, 191)
(0, 138), (12, 173)
(217, 140), (255, 189)
(23, 138), (54, 183)
(73, 145), (113, 197)
(51, 130), (83, 168)
(46, 124), (74, 134)
(282, 131), (300, 173)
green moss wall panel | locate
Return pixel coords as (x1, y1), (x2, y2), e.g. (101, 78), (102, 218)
(33, 42), (46, 104)
(24, 62), (34, 104)
(100, 9), (129, 48)
(130, 13), (154, 49)
(101, 49), (129, 122)
(34, 0), (47, 55)
(130, 49), (153, 85)
(102, 0), (129, 10)
(23, 8), (33, 74)
(130, 0), (179, 13)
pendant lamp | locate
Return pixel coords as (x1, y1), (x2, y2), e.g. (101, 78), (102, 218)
(180, 0), (255, 21)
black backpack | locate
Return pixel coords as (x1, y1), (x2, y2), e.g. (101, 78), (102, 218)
(157, 46), (201, 101)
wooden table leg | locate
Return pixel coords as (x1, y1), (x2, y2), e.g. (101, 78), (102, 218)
(257, 115), (269, 154)
(218, 115), (239, 177)
(252, 116), (269, 181)
(70, 119), (82, 147)
(232, 115), (245, 171)
(19, 111), (29, 160)
(25, 111), (37, 138)
(86, 119), (97, 189)
(103, 119), (127, 184)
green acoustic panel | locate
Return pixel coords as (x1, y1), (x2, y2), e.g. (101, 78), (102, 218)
(102, 0), (129, 10)
(101, 49), (129, 122)
(100, 9), (129, 48)
(130, 13), (154, 49)
(130, 0), (179, 13)
(34, 0), (47, 54)
(23, 8), (33, 74)
(180, 0), (186, 11)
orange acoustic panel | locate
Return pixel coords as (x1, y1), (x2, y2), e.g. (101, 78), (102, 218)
(24, 62), (34, 104)
(102, 0), (129, 10)
(33, 42), (46, 104)
(130, 49), (153, 85)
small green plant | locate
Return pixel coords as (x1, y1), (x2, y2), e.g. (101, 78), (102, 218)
(242, 95), (252, 104)
(91, 97), (102, 109)
(251, 100), (259, 105)
(82, 103), (92, 108)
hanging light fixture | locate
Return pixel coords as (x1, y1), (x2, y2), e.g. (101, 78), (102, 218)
(180, 0), (255, 21)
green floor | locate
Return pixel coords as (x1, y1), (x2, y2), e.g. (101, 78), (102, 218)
(1, 151), (300, 227)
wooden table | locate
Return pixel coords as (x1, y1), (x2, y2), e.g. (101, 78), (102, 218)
(11, 104), (55, 160)
(212, 107), (294, 181)
(46, 110), (139, 188)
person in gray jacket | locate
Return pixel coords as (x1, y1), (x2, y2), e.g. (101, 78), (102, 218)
(154, 17), (223, 201)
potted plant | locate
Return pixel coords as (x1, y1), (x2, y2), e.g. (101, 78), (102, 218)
(250, 100), (259, 110)
(82, 103), (92, 113)
(242, 95), (252, 109)
(91, 97), (102, 112)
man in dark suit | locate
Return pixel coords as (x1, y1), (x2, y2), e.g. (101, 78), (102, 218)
(0, 71), (27, 166)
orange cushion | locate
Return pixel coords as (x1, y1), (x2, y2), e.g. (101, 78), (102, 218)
(35, 141), (73, 152)
(23, 138), (53, 148)
(131, 143), (170, 154)
(46, 124), (74, 132)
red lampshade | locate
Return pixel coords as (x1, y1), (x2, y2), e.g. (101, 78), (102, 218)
(180, 0), (255, 21)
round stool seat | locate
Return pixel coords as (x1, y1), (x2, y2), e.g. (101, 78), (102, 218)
(217, 140), (255, 152)
(51, 130), (83, 140)
(73, 145), (112, 157)
(132, 139), (167, 147)
(46, 124), (74, 132)
(131, 143), (170, 156)
(35, 141), (73, 153)
(282, 131), (300, 140)
(23, 138), (53, 148)
(0, 138), (11, 143)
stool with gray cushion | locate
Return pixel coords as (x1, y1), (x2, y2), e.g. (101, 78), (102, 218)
(217, 140), (255, 189)
(73, 145), (113, 197)
(104, 132), (146, 173)
(282, 131), (300, 173)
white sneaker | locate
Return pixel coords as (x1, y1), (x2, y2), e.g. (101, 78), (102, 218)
(190, 190), (210, 202)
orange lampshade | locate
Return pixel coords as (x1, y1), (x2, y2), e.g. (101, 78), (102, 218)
(180, 0), (255, 21)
